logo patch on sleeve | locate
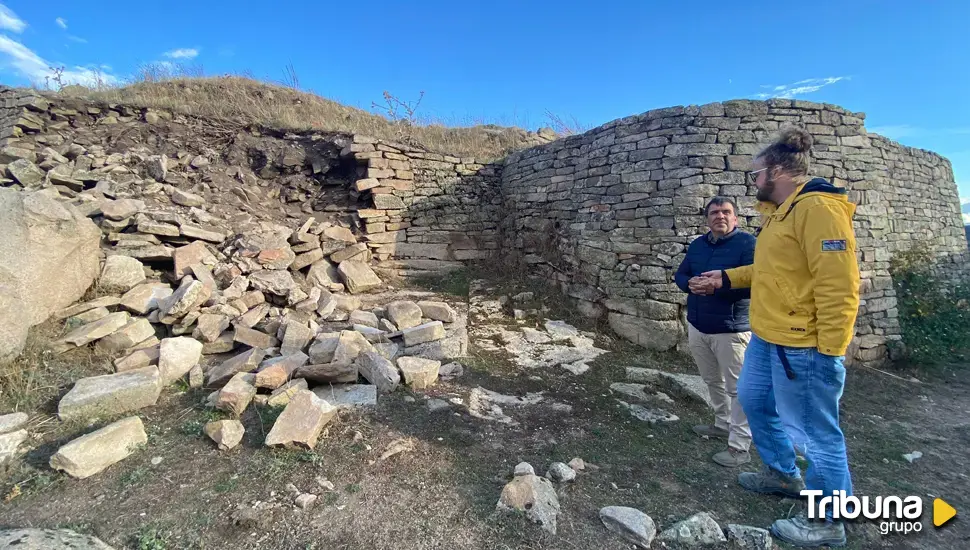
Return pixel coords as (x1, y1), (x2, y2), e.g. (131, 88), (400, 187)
(821, 239), (847, 252)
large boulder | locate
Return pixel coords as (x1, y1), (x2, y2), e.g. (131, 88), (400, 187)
(0, 189), (101, 361)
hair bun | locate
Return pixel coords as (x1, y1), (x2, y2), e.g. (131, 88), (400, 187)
(778, 127), (813, 153)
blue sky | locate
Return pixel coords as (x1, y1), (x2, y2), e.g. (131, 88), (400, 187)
(1, 0), (968, 200)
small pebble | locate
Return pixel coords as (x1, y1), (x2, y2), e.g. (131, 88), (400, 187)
(151, 457), (163, 466)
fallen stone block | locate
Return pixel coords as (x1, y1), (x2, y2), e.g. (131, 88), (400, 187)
(202, 332), (237, 355)
(120, 282), (173, 315)
(255, 364), (289, 389)
(52, 311), (131, 354)
(297, 362), (358, 384)
(332, 330), (375, 364)
(94, 317), (156, 354)
(626, 367), (713, 410)
(216, 373), (257, 416)
(312, 384), (377, 409)
(206, 348), (265, 387)
(401, 321), (446, 347)
(658, 512), (726, 545)
(49, 416), (147, 479)
(114, 346), (161, 373)
(268, 378), (309, 407)
(66, 306), (110, 327)
(496, 473), (560, 535)
(234, 325), (278, 349)
(726, 524), (773, 550)
(57, 366), (162, 421)
(356, 351), (400, 393)
(417, 300), (457, 323)
(205, 419), (245, 451)
(265, 390), (337, 449)
(173, 241), (216, 279)
(0, 429), (28, 466)
(98, 255), (147, 293)
(158, 336), (203, 385)
(0, 412), (29, 435)
(386, 300), (423, 329)
(337, 260), (382, 294)
(599, 506), (657, 549)
(397, 356), (441, 390)
(193, 313), (230, 343)
(349, 309), (380, 328)
(280, 321), (314, 356)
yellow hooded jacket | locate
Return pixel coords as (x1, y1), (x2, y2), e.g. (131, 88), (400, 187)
(723, 178), (861, 357)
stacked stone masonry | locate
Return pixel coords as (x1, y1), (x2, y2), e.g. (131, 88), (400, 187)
(2, 85), (966, 368)
(500, 100), (969, 367)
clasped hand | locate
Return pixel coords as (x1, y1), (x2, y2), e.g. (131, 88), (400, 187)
(688, 270), (724, 296)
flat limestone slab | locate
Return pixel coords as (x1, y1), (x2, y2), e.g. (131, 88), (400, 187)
(49, 416), (147, 479)
(626, 367), (713, 410)
(265, 390), (336, 449)
(312, 384), (377, 409)
(57, 366), (162, 421)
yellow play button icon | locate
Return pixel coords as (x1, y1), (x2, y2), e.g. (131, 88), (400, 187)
(934, 498), (957, 527)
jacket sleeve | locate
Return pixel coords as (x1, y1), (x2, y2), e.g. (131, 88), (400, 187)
(723, 264), (754, 289)
(714, 237), (754, 300)
(796, 203), (861, 356)
(674, 247), (692, 293)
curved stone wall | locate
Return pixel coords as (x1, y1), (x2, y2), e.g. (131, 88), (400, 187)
(500, 99), (969, 367)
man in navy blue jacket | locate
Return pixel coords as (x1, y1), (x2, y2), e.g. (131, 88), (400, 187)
(675, 197), (756, 467)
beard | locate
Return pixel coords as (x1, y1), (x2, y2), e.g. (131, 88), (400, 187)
(756, 178), (775, 202)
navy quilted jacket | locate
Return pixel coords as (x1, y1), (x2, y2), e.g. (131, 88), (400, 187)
(674, 229), (755, 334)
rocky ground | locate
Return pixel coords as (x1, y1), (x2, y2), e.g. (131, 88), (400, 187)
(1, 267), (969, 549)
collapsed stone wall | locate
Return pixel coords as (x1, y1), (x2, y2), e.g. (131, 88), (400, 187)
(500, 99), (969, 367)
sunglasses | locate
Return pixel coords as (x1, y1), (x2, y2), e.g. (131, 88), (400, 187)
(747, 167), (767, 184)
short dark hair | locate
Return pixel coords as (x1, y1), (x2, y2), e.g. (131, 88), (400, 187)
(704, 196), (738, 216)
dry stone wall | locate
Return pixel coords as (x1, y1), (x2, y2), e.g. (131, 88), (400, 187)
(500, 99), (969, 367)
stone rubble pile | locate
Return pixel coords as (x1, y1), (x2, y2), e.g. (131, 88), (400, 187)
(0, 108), (471, 476)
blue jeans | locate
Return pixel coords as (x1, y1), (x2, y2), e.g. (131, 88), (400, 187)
(738, 334), (853, 520)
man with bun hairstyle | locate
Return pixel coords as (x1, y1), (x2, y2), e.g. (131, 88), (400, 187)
(698, 126), (860, 547)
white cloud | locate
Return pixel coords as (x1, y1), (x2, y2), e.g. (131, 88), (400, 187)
(756, 77), (847, 99)
(0, 35), (118, 87)
(55, 17), (67, 29)
(0, 3), (26, 33)
(164, 48), (198, 59)
(67, 35), (87, 44)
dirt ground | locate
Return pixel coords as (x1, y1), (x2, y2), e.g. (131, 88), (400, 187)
(1, 279), (968, 550)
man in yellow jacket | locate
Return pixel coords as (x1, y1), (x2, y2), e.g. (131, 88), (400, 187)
(698, 127), (860, 548)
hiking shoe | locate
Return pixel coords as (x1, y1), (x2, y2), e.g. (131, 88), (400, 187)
(771, 513), (846, 547)
(738, 466), (805, 498)
(713, 448), (751, 467)
(692, 424), (729, 439)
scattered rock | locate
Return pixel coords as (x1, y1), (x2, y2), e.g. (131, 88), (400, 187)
(627, 367), (714, 410)
(0, 429), (28, 466)
(52, 311), (132, 353)
(100, 198), (145, 220)
(514, 462), (536, 476)
(173, 241), (215, 279)
(295, 493), (318, 510)
(158, 336), (203, 385)
(349, 309), (380, 329)
(204, 419), (245, 451)
(0, 412), (29, 435)
(544, 320), (580, 340)
(547, 462), (577, 482)
(309, 332), (341, 363)
(57, 366), (162, 421)
(496, 472), (561, 534)
(619, 400), (679, 424)
(439, 361), (464, 379)
(114, 346), (160, 372)
(0, 528), (116, 549)
(599, 506), (657, 549)
(146, 155), (168, 181)
(193, 313), (230, 343)
(94, 317), (155, 353)
(427, 398), (451, 413)
(6, 158), (45, 186)
(265, 390), (337, 449)
(397, 356), (441, 389)
(659, 512), (727, 546)
(726, 524), (773, 550)
(332, 330), (375, 364)
(568, 457), (586, 471)
(379, 437), (415, 460)
(268, 378), (309, 407)
(172, 188), (204, 207)
(248, 270), (297, 297)
(49, 416), (147, 479)
(206, 348), (265, 387)
(903, 451), (923, 463)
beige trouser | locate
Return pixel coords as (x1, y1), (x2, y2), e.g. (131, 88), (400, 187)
(687, 323), (752, 452)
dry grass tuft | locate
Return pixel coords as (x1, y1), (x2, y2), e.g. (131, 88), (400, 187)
(50, 75), (547, 161)
(0, 322), (113, 414)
